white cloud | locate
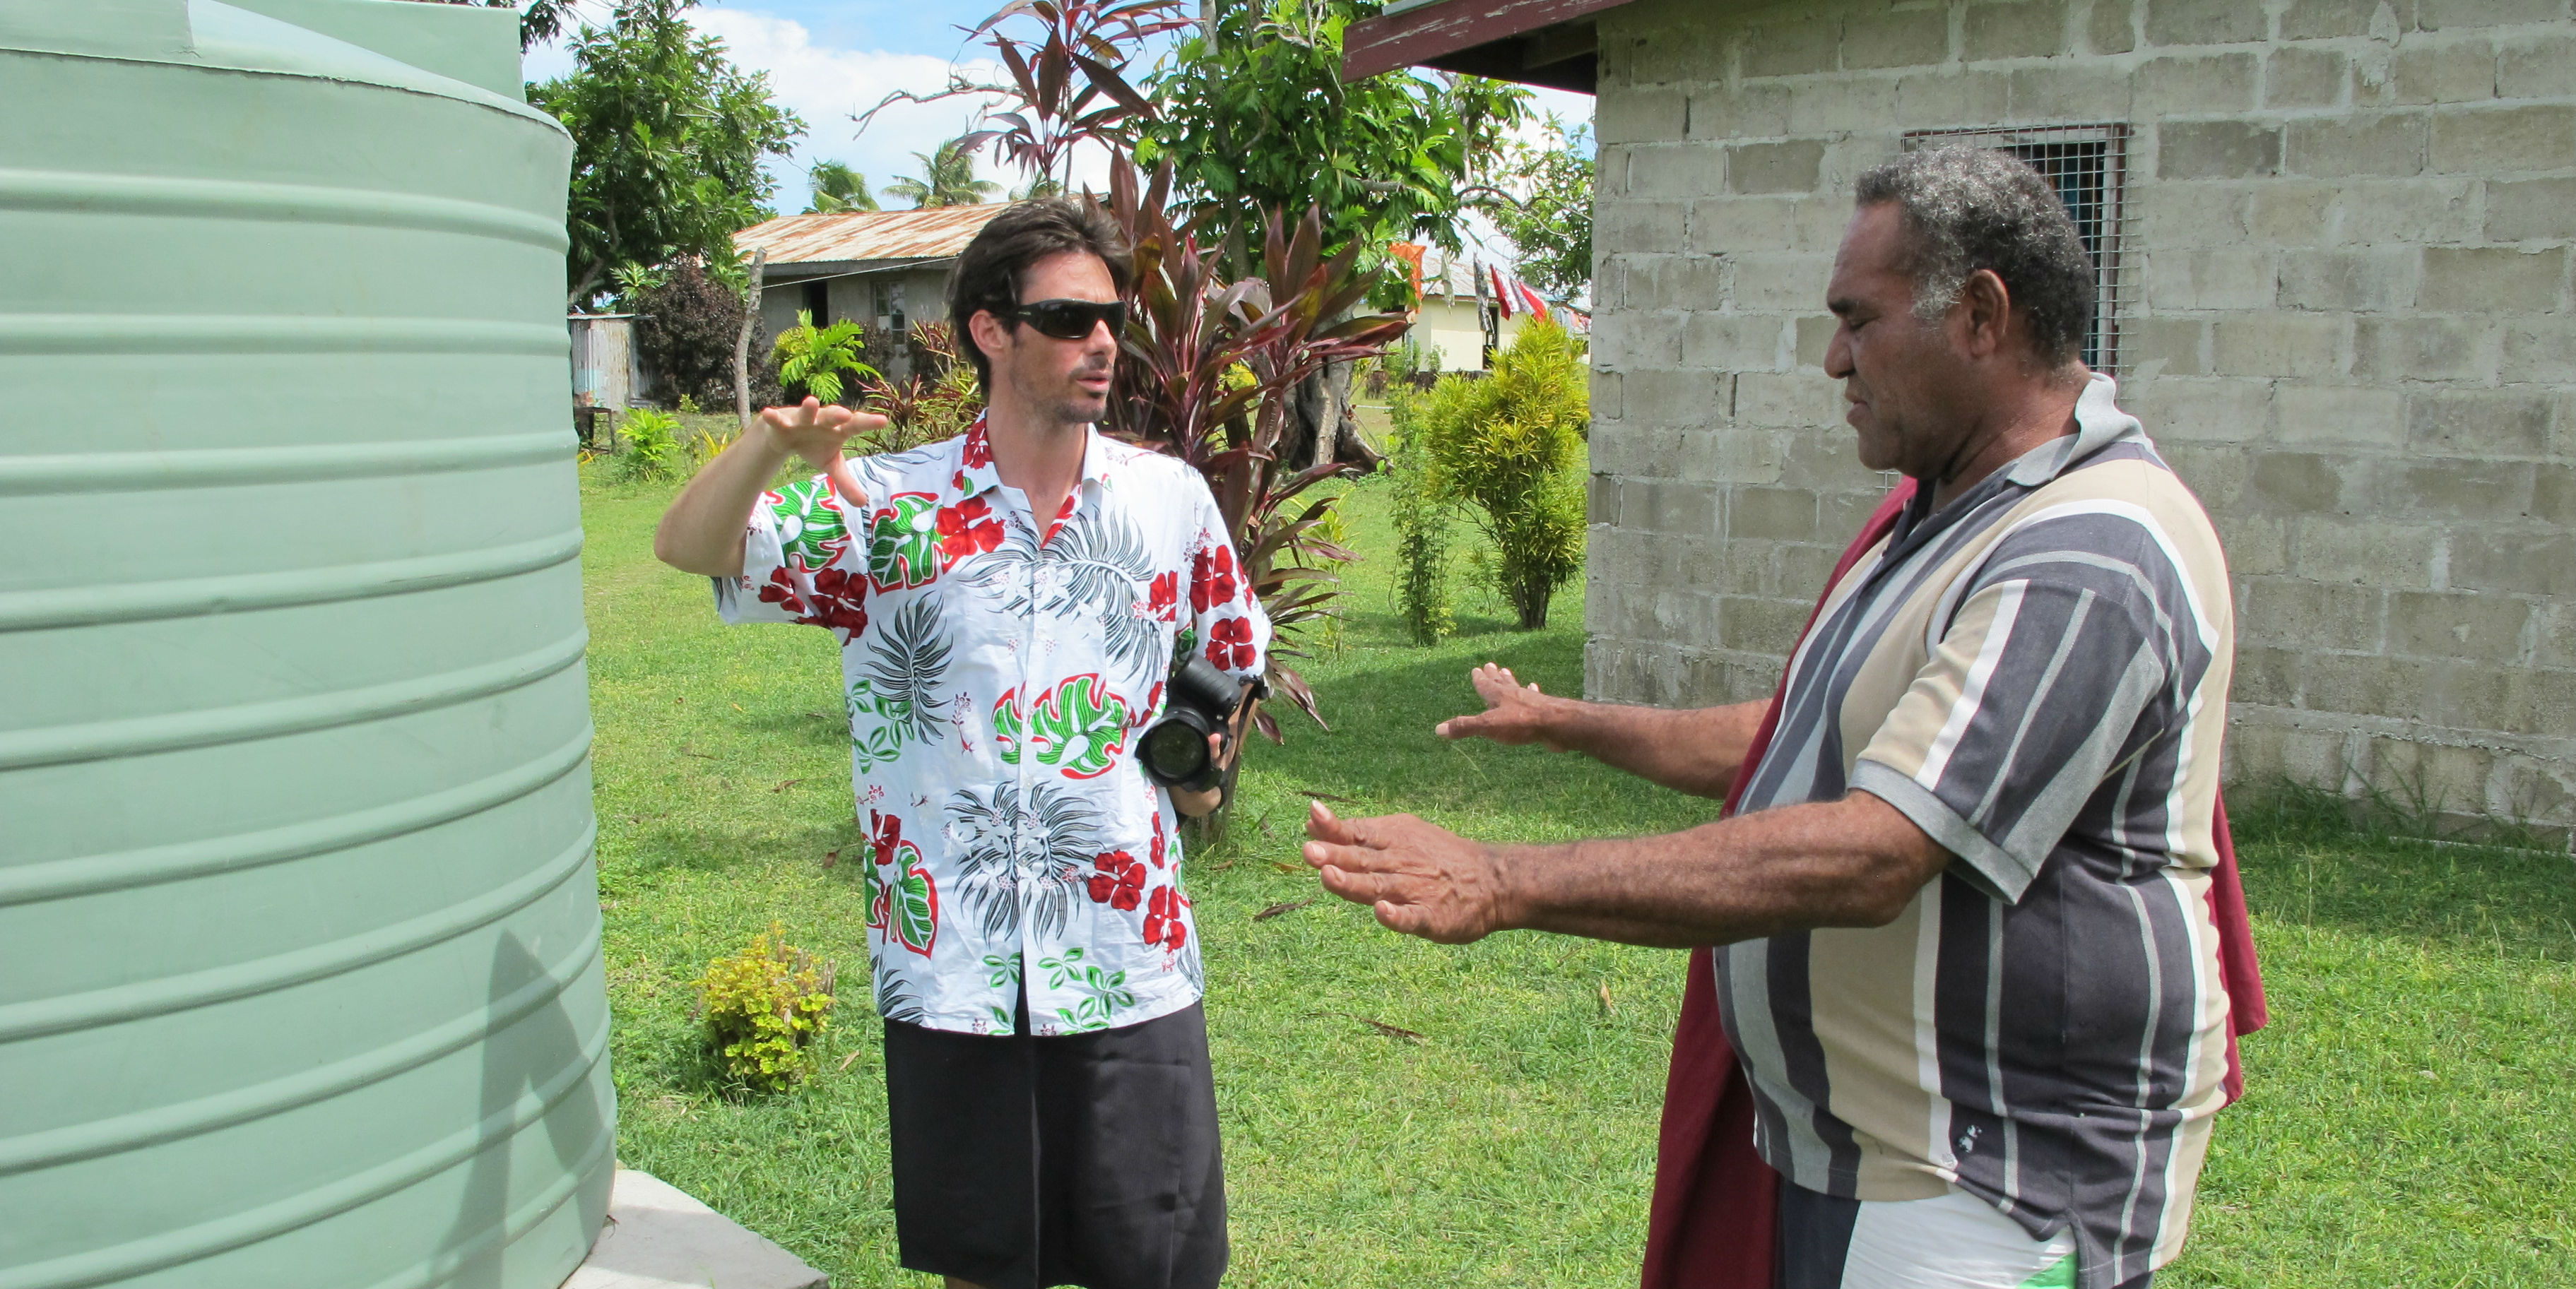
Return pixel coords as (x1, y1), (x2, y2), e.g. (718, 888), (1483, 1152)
(520, 9), (1028, 214)
(692, 9), (1020, 213)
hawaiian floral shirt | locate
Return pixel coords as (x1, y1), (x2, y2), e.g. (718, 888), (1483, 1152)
(713, 420), (1270, 1036)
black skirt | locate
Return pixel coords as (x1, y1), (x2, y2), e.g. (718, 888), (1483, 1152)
(882, 992), (1228, 1289)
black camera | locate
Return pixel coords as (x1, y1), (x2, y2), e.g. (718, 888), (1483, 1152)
(1138, 656), (1265, 792)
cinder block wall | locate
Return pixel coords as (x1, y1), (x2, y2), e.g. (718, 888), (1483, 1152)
(1583, 0), (2576, 835)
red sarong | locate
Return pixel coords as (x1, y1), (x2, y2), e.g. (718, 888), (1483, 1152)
(1636, 479), (2269, 1289)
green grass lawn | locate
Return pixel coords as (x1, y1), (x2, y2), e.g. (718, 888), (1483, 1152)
(577, 460), (2574, 1288)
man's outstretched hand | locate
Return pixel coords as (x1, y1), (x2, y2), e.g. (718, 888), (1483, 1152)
(759, 397), (887, 470)
(1434, 663), (1570, 751)
(1303, 801), (1513, 944)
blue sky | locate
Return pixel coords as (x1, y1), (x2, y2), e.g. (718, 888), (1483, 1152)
(522, 0), (1590, 268)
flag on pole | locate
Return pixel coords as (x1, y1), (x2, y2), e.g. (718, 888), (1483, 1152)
(1489, 266), (1514, 320)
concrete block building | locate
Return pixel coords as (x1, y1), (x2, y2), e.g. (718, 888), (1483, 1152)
(1350, 0), (2576, 838)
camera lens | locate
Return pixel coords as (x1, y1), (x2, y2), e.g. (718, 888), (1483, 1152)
(1140, 718), (1212, 785)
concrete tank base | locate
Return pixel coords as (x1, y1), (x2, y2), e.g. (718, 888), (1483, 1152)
(565, 1171), (827, 1289)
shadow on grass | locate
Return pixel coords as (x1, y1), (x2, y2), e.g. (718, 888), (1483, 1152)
(741, 706), (850, 748)
(1248, 626), (1720, 844)
(2230, 787), (2576, 964)
(626, 817), (859, 876)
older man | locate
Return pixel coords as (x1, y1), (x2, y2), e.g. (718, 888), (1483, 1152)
(1305, 147), (2247, 1289)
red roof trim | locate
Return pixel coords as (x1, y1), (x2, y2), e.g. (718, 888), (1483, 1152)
(1341, 0), (1634, 84)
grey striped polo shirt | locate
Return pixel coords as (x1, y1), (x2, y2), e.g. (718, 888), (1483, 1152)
(1719, 377), (2236, 1289)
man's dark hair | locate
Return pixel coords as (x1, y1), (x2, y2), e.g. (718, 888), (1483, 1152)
(945, 196), (1135, 391)
(1854, 145), (2096, 368)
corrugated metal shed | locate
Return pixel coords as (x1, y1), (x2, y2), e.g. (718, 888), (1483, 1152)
(734, 206), (1008, 268)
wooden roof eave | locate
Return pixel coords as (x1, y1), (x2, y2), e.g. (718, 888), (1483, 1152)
(1340, 0), (1641, 92)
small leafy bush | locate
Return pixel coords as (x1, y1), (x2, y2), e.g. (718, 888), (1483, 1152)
(1386, 391), (1455, 646)
(772, 310), (877, 405)
(610, 407), (684, 483)
(1417, 315), (1588, 629)
(692, 923), (836, 1095)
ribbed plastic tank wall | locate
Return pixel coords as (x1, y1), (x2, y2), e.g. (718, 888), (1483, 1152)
(0, 2), (612, 1285)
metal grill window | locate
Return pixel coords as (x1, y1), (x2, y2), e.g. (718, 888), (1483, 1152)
(1902, 124), (2132, 374)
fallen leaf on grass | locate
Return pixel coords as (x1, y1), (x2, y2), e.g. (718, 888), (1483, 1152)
(1598, 982), (1616, 1016)
(678, 745), (716, 760)
(772, 778), (805, 792)
(1200, 859), (1236, 873)
(821, 849), (839, 869)
(1296, 788), (1359, 804)
(731, 703), (744, 712)
(838, 1047), (866, 1072)
(1349, 1014), (1424, 1043)
(1268, 861), (1306, 874)
(1254, 897), (1319, 921)
(805, 711), (834, 720)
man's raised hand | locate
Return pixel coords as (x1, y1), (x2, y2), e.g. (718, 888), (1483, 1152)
(758, 397), (887, 470)
(1302, 801), (1513, 944)
(1434, 663), (1570, 751)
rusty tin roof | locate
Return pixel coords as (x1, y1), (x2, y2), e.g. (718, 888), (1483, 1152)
(733, 206), (1008, 267)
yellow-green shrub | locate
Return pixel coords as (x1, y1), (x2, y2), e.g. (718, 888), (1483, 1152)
(1417, 315), (1588, 629)
(692, 923), (835, 1094)
(610, 407), (684, 483)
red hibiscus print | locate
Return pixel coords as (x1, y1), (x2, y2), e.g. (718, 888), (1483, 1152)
(756, 567), (808, 615)
(1085, 850), (1147, 910)
(936, 496), (1004, 562)
(1149, 811), (1168, 870)
(870, 809), (903, 867)
(1189, 542), (1240, 614)
(961, 420), (993, 468)
(1205, 617), (1255, 671)
(1144, 886), (1189, 952)
(1147, 571), (1179, 622)
(801, 566), (868, 637)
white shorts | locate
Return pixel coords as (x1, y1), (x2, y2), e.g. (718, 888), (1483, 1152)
(1778, 1183), (2092, 1289)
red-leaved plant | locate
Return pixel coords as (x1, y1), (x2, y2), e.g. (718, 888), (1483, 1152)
(858, 4), (1414, 742)
(858, 1), (1188, 193)
(1101, 159), (1410, 739)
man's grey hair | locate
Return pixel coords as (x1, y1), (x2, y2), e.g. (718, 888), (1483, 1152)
(1853, 145), (2097, 367)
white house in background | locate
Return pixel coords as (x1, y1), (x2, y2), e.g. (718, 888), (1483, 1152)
(1393, 242), (1590, 372)
(733, 205), (1008, 380)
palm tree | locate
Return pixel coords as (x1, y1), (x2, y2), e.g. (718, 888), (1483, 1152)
(884, 136), (1000, 208)
(1010, 175), (1065, 201)
(805, 160), (878, 213)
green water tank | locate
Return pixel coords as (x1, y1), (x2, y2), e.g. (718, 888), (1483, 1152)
(0, 2), (612, 1285)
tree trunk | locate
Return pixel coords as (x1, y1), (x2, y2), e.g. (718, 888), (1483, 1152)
(565, 257), (606, 312)
(1516, 583), (1551, 631)
(734, 248), (767, 432)
(1284, 360), (1381, 472)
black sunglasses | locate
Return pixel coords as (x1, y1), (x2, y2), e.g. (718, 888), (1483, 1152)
(998, 298), (1125, 340)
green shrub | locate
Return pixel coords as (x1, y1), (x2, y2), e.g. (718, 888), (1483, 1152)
(1299, 501), (1356, 655)
(692, 923), (836, 1095)
(772, 309), (876, 405)
(1417, 315), (1588, 630)
(610, 407), (684, 483)
(1386, 391), (1455, 646)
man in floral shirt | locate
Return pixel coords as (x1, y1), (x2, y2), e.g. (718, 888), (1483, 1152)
(655, 199), (1266, 1289)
